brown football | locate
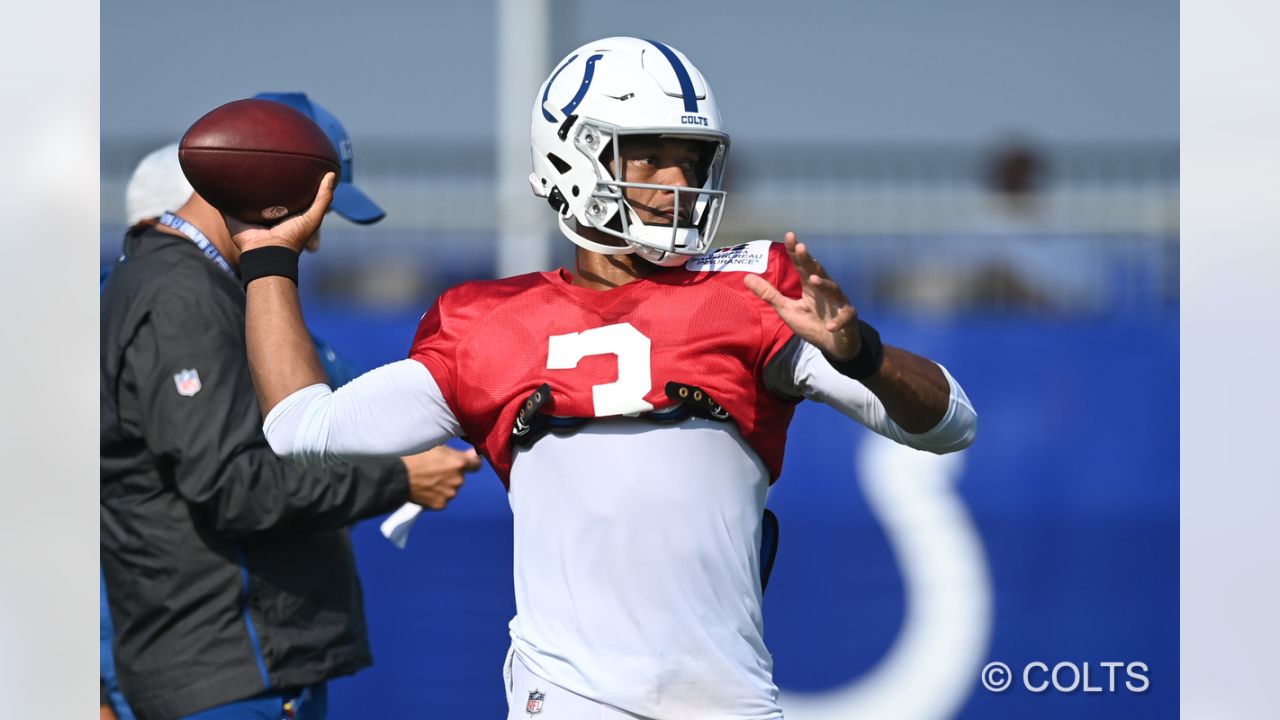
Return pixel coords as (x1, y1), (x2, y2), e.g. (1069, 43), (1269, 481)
(178, 98), (340, 225)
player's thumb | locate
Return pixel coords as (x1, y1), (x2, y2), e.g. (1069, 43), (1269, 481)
(292, 172), (336, 234)
(275, 172), (336, 246)
(306, 172), (337, 217)
(744, 274), (783, 308)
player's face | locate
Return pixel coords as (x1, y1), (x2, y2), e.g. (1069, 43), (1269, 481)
(610, 137), (706, 227)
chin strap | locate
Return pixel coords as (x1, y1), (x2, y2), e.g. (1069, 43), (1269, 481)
(632, 246), (688, 268)
(555, 208), (706, 267)
(558, 213), (635, 256)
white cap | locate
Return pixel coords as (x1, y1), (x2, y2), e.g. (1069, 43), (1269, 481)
(124, 143), (194, 226)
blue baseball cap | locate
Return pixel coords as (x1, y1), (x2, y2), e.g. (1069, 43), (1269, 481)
(253, 92), (385, 225)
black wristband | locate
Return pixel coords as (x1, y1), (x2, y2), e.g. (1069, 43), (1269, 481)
(824, 320), (885, 380)
(239, 246), (300, 289)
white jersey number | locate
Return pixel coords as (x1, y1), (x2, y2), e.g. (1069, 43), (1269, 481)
(546, 323), (655, 417)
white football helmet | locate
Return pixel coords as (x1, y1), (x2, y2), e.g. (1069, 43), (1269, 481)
(529, 37), (730, 267)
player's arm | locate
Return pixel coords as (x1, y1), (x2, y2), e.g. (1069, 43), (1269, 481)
(262, 359), (462, 464)
(228, 174), (466, 463)
(749, 233), (976, 451)
(765, 337), (976, 453)
(227, 173), (335, 413)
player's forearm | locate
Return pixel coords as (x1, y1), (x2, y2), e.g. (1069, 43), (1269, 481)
(859, 345), (951, 433)
(774, 339), (975, 452)
(245, 276), (327, 414)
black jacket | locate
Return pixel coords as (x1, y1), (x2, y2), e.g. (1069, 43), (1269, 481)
(100, 227), (409, 720)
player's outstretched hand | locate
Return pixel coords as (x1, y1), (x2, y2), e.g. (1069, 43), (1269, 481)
(402, 445), (483, 511)
(744, 232), (862, 361)
(226, 172), (336, 254)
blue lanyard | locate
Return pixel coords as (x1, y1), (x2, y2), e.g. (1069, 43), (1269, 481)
(158, 212), (237, 278)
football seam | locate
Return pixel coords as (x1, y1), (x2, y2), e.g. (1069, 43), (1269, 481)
(180, 147), (340, 166)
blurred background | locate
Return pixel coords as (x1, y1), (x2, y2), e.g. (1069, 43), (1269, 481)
(101, 1), (1177, 717)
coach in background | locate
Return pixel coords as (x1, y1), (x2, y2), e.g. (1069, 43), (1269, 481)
(100, 94), (480, 720)
(100, 141), (190, 720)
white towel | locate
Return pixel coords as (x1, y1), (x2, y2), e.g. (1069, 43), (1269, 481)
(379, 502), (423, 549)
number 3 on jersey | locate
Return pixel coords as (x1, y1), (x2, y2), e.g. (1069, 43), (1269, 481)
(547, 323), (655, 417)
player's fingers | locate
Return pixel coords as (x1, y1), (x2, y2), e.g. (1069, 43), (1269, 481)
(794, 241), (827, 279)
(826, 305), (857, 332)
(799, 240), (830, 275)
(808, 274), (849, 302)
(744, 273), (786, 310)
(224, 215), (282, 251)
(784, 233), (804, 270)
(792, 241), (814, 277)
(259, 172), (335, 251)
(461, 449), (482, 471)
(807, 273), (835, 300)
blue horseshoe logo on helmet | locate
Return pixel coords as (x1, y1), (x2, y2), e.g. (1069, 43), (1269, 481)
(542, 53), (605, 123)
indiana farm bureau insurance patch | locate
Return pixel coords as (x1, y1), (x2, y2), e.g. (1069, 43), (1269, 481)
(684, 239), (771, 273)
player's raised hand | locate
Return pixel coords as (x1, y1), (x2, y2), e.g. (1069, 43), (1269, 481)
(226, 172), (336, 254)
(402, 445), (483, 511)
(744, 232), (862, 361)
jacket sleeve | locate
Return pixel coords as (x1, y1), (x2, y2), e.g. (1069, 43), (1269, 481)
(121, 283), (408, 537)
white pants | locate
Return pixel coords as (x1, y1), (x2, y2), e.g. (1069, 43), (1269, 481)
(506, 650), (648, 720)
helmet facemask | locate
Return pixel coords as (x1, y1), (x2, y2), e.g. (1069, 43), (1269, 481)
(572, 120), (729, 267)
(530, 37), (732, 265)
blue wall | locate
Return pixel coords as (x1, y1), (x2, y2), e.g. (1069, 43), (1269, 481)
(303, 305), (1177, 719)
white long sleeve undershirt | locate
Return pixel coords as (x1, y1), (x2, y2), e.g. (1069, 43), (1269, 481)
(262, 338), (976, 464)
(262, 339), (977, 718)
(762, 336), (977, 454)
(262, 359), (460, 467)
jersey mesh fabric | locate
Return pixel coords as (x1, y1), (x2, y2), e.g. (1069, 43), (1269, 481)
(408, 241), (803, 484)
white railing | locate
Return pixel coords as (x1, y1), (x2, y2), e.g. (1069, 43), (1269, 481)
(100, 139), (1178, 314)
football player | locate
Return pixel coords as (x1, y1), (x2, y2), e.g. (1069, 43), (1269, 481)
(230, 37), (977, 720)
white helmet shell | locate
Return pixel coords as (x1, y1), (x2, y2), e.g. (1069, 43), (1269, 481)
(529, 37), (730, 266)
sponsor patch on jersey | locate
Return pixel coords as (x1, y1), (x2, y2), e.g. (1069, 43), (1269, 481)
(684, 239), (771, 273)
(173, 368), (202, 397)
(525, 689), (545, 715)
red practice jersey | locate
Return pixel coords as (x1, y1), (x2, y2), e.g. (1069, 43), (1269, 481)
(408, 240), (803, 485)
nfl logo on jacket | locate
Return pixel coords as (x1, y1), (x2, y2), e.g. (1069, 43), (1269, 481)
(172, 368), (201, 397)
